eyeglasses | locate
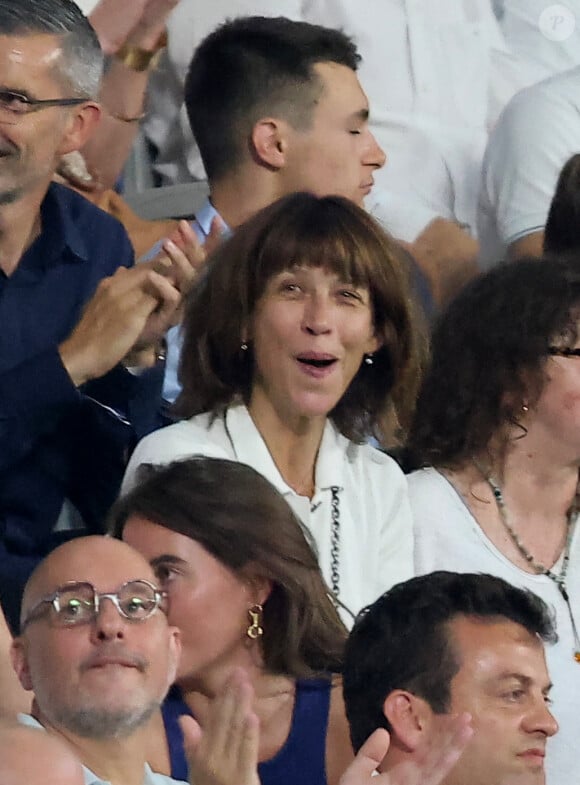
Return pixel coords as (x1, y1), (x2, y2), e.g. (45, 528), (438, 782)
(21, 580), (166, 629)
(548, 347), (580, 358)
(0, 89), (87, 124)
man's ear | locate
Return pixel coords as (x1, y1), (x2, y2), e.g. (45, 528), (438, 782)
(10, 638), (34, 692)
(251, 118), (287, 170)
(383, 690), (434, 752)
(58, 101), (102, 157)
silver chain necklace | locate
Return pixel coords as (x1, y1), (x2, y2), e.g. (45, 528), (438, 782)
(474, 460), (580, 662)
(329, 486), (341, 598)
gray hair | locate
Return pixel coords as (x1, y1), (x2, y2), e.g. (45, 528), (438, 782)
(0, 0), (104, 98)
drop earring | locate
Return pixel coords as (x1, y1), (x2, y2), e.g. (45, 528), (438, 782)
(364, 353), (374, 366)
(246, 604), (263, 639)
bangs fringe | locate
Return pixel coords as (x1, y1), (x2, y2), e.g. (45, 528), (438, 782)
(249, 200), (377, 297)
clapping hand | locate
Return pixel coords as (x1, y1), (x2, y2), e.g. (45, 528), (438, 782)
(340, 713), (473, 785)
(180, 669), (260, 785)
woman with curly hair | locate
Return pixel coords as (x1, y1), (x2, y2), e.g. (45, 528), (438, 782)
(407, 256), (580, 785)
(123, 192), (423, 621)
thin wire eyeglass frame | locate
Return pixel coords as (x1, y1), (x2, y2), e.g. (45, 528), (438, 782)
(20, 579), (167, 630)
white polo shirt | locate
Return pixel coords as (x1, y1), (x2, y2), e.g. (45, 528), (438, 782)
(123, 403), (414, 624)
(478, 65), (580, 267)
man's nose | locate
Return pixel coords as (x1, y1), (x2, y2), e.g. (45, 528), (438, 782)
(364, 131), (386, 170)
(89, 597), (125, 642)
(523, 699), (559, 738)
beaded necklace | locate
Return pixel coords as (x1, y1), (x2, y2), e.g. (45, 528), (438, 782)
(473, 460), (580, 662)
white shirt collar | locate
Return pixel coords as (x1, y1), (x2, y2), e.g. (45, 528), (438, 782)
(223, 403), (347, 497)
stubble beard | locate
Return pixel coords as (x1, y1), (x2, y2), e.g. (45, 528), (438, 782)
(48, 698), (161, 740)
(0, 146), (24, 206)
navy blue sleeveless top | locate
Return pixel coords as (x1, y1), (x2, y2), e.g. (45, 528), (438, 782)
(161, 678), (332, 785)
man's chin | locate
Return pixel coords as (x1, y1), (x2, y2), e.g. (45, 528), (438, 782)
(49, 700), (160, 740)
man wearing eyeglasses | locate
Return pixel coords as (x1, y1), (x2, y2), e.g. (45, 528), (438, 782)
(0, 0), (192, 637)
(10, 535), (184, 785)
(7, 535), (473, 785)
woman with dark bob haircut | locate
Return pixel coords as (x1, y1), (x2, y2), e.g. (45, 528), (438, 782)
(407, 256), (580, 785)
(123, 192), (422, 619)
(110, 456), (353, 785)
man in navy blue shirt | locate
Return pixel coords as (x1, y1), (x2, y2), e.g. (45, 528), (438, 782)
(0, 0), (187, 632)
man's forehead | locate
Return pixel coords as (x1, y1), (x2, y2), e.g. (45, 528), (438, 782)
(312, 61), (368, 105)
(0, 33), (64, 81)
(449, 615), (549, 686)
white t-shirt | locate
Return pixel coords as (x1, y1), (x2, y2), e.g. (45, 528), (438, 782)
(73, 0), (99, 14)
(142, 0), (525, 241)
(144, 1), (305, 186)
(498, 0), (580, 84)
(409, 467), (580, 785)
(478, 65), (580, 268)
(303, 0), (523, 239)
(123, 403), (414, 623)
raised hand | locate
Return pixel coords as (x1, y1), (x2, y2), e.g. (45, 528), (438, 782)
(180, 669), (260, 785)
(88, 0), (179, 55)
(59, 264), (181, 386)
(340, 713), (473, 785)
(149, 215), (228, 298)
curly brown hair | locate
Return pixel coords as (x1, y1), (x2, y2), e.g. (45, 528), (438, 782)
(408, 256), (580, 468)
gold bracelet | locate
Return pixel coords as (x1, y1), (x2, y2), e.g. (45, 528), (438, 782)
(114, 31), (167, 73)
(109, 110), (146, 123)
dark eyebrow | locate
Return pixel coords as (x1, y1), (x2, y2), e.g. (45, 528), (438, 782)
(497, 673), (531, 685)
(149, 554), (187, 568)
(495, 673), (553, 693)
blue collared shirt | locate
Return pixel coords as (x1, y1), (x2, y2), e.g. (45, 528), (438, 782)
(0, 183), (161, 631)
(161, 198), (230, 403)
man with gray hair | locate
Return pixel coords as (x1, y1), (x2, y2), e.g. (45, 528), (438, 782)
(0, 0), (189, 634)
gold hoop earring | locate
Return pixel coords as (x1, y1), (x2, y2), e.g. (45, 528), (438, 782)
(246, 604), (263, 639)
